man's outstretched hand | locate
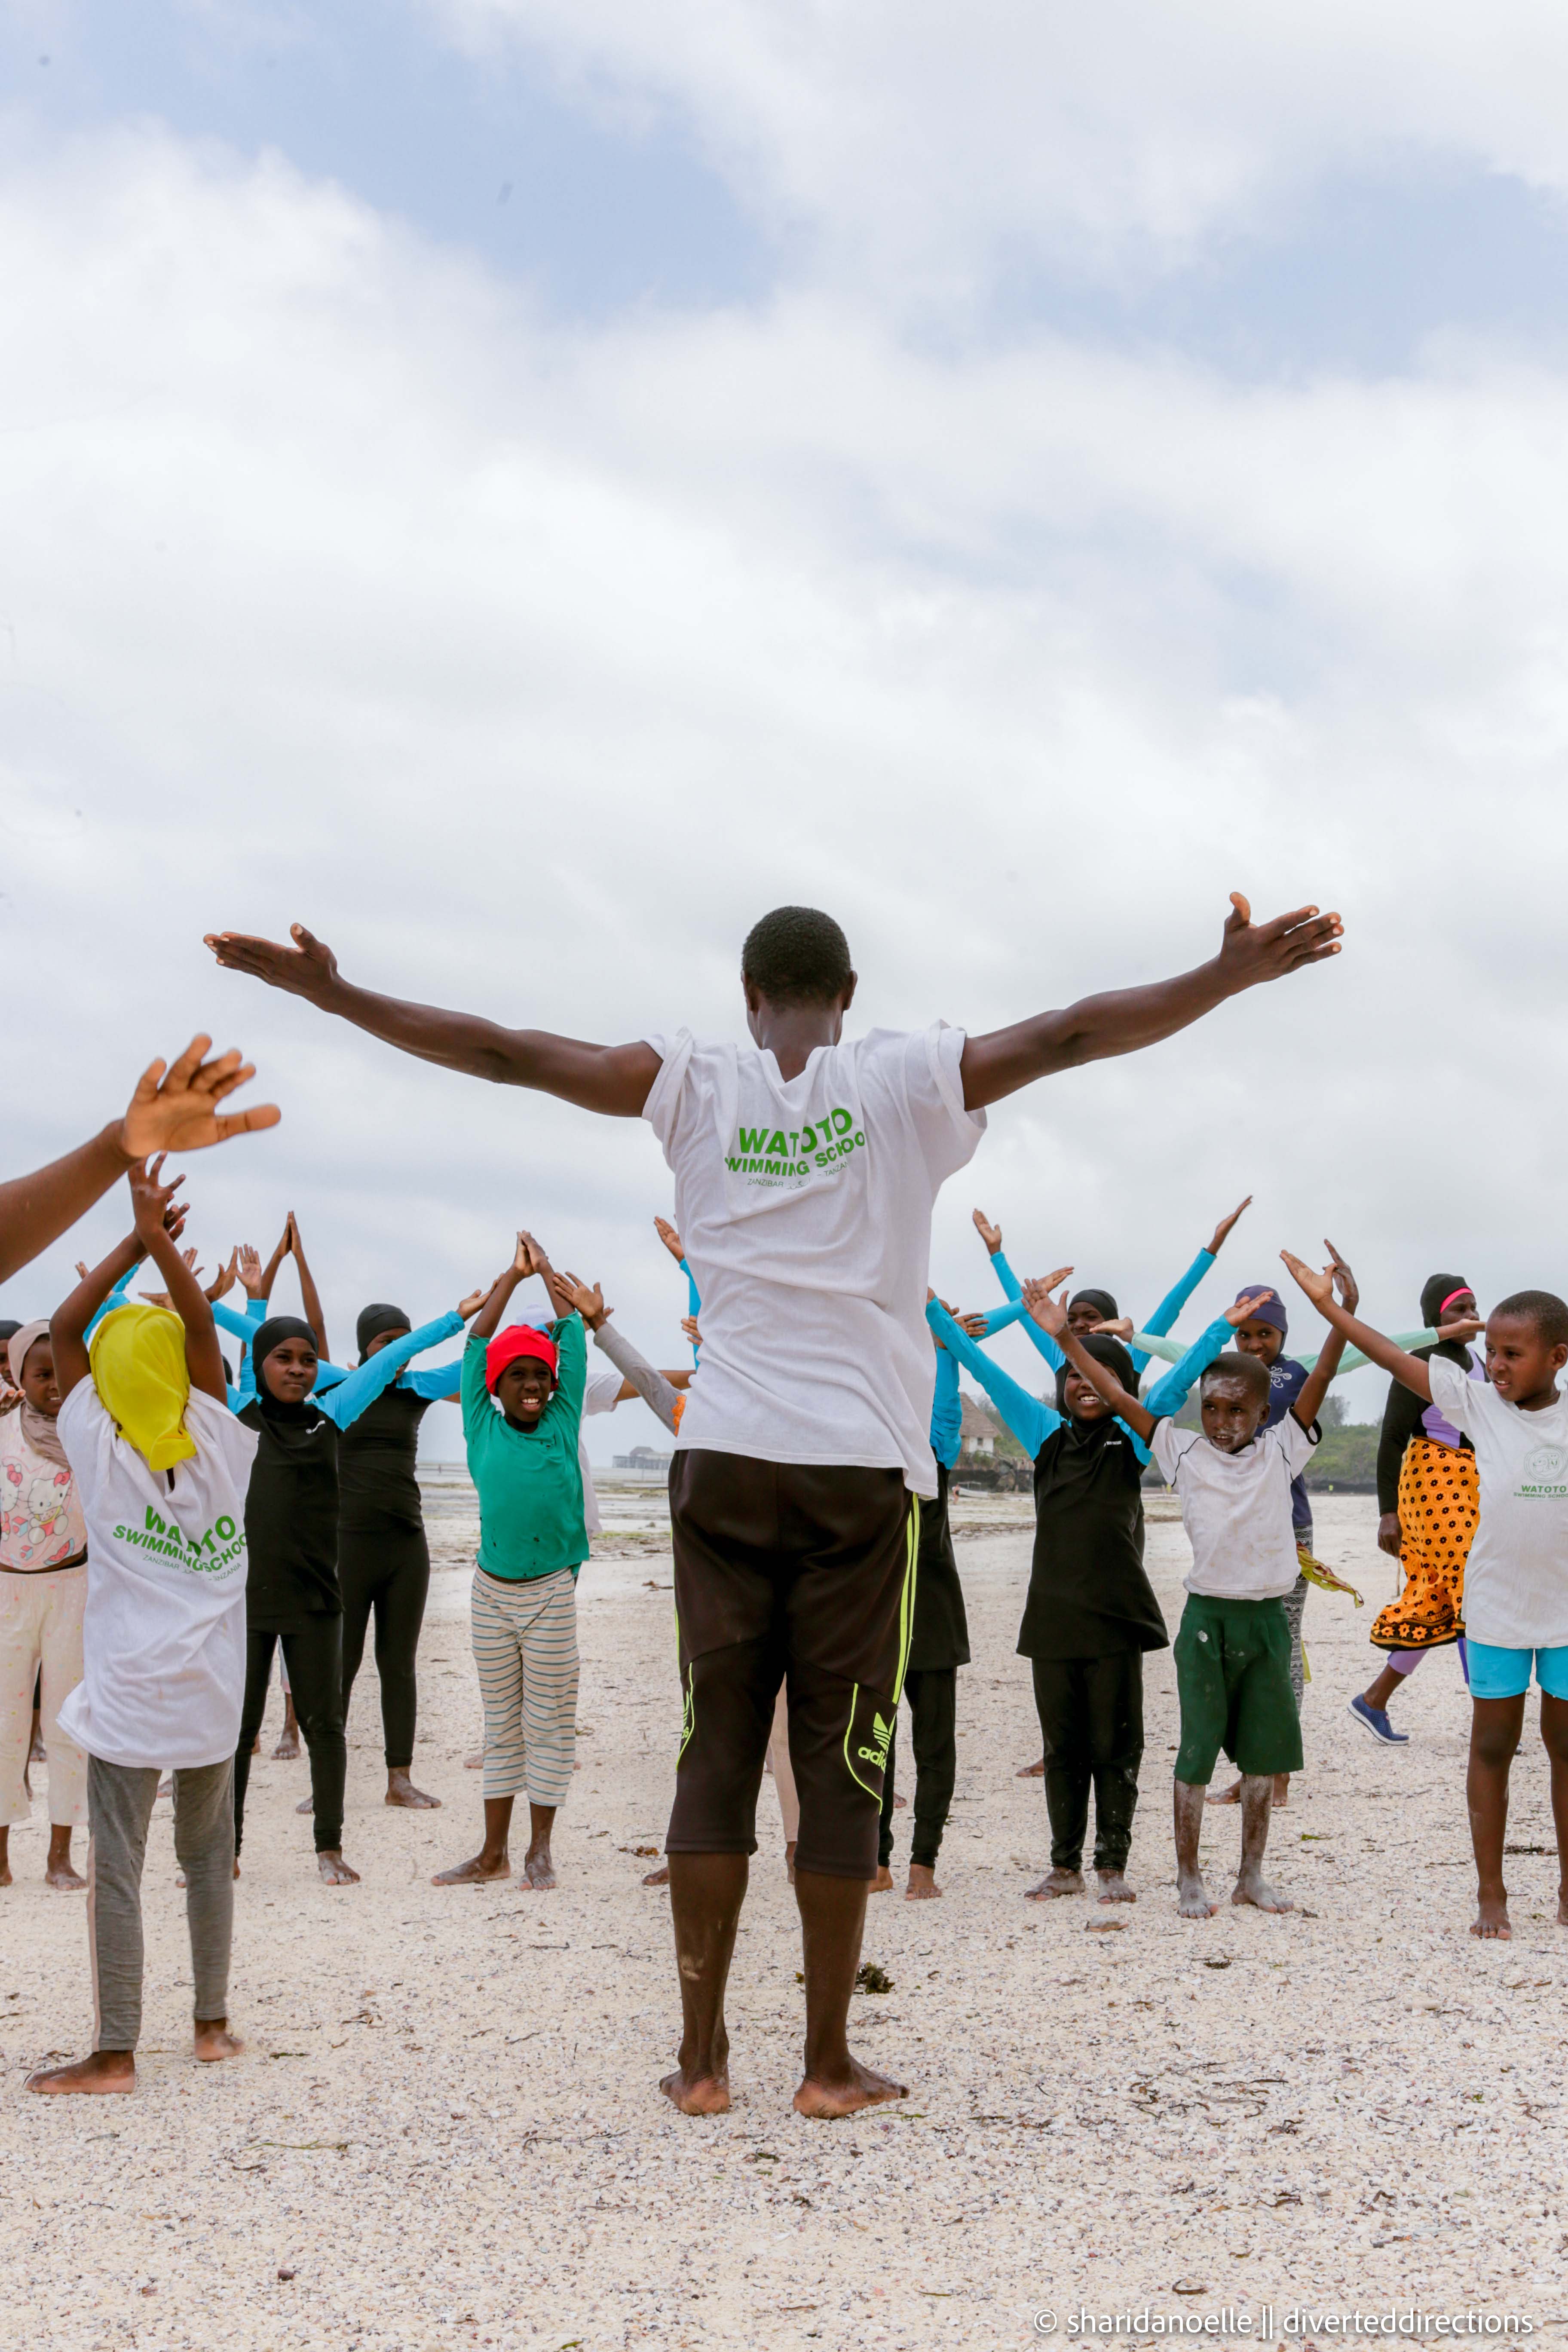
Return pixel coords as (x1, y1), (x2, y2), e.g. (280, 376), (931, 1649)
(1216, 894), (1342, 990)
(204, 923), (339, 1003)
(122, 1040), (280, 1158)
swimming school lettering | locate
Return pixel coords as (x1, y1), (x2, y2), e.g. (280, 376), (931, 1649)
(108, 1504), (247, 1576)
(726, 1108), (866, 1177)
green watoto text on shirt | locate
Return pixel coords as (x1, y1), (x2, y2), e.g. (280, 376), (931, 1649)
(727, 1108), (867, 1178)
(110, 1504), (247, 1575)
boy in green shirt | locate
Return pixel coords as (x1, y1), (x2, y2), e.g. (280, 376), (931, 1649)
(433, 1232), (587, 1892)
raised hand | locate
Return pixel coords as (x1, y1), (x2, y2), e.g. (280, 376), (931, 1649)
(1437, 1314), (1484, 1343)
(203, 922), (340, 1004)
(1279, 1252), (1334, 1312)
(555, 1271), (608, 1330)
(653, 1216), (686, 1264)
(121, 1037), (280, 1157)
(1089, 1315), (1135, 1340)
(1216, 895), (1343, 991)
(1225, 1288), (1278, 1326)
(1206, 1194), (1253, 1256)
(972, 1207), (1003, 1256)
(955, 1310), (990, 1339)
(236, 1244), (266, 1298)
(204, 1247), (239, 1304)
(1020, 1277), (1069, 1337)
(680, 1314), (701, 1350)
(457, 1280), (497, 1320)
(1323, 1238), (1360, 1317)
(128, 1155), (185, 1249)
(514, 1229), (551, 1279)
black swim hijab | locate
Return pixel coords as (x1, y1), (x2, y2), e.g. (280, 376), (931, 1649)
(1069, 1287), (1118, 1323)
(1055, 1333), (1137, 1415)
(357, 1302), (410, 1355)
(1420, 1272), (1472, 1327)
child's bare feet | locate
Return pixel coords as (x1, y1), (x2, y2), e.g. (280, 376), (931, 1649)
(641, 1860), (670, 1886)
(1271, 1773), (1291, 1810)
(29, 1713), (46, 1764)
(905, 1863), (942, 1900)
(464, 1748), (484, 1770)
(1177, 1870), (1219, 1918)
(793, 2055), (907, 2119)
(316, 1849), (360, 1886)
(659, 2063), (731, 2115)
(1472, 1894), (1512, 1939)
(1233, 1871), (1292, 1912)
(1096, 1867), (1136, 1903)
(433, 1848), (510, 1884)
(870, 1865), (895, 1893)
(1025, 1866), (1083, 1900)
(385, 1770), (441, 1809)
(44, 1840), (86, 1892)
(26, 2050), (135, 2095)
(520, 1842), (557, 1890)
(1016, 1756), (1046, 1778)
(193, 2018), (243, 2063)
(273, 1726), (300, 1761)
(1205, 1778), (1242, 1806)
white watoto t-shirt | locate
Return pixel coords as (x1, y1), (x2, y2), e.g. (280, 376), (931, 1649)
(1152, 1412), (1317, 1601)
(1428, 1356), (1568, 1648)
(642, 1024), (986, 1496)
(55, 1384), (258, 1770)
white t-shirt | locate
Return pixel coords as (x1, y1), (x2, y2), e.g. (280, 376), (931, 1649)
(1428, 1356), (1568, 1648)
(578, 1367), (625, 1539)
(55, 1383), (258, 1770)
(642, 1024), (985, 1496)
(1152, 1411), (1317, 1600)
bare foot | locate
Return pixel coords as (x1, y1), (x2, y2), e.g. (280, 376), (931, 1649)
(45, 1855), (87, 1892)
(1016, 1756), (1046, 1778)
(784, 1839), (796, 1886)
(26, 2050), (135, 2095)
(0, 1844), (10, 1890)
(193, 2019), (243, 2063)
(434, 1850), (511, 1885)
(273, 1731), (301, 1761)
(386, 1770), (441, 1809)
(1178, 1871), (1220, 1919)
(870, 1865), (895, 1893)
(905, 1864), (942, 1901)
(642, 1861), (670, 1886)
(464, 1748), (484, 1770)
(1472, 1894), (1512, 1940)
(157, 1776), (173, 1798)
(1025, 1867), (1084, 1900)
(29, 1718), (46, 1765)
(892, 1794), (907, 1810)
(1096, 1868), (1136, 1904)
(1233, 1873), (1292, 1912)
(295, 1797), (313, 1814)
(1272, 1773), (1291, 1810)
(520, 1845), (557, 1890)
(659, 2064), (731, 2116)
(793, 2055), (907, 2119)
(251, 1734), (261, 1755)
(1205, 1778), (1242, 1806)
(316, 1850), (360, 1886)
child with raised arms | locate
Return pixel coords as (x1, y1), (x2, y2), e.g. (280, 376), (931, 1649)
(1030, 1252), (1351, 1918)
(929, 1278), (1274, 1902)
(1282, 1254), (1568, 1942)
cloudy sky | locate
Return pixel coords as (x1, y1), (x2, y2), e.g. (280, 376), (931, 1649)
(5, 0), (1567, 1455)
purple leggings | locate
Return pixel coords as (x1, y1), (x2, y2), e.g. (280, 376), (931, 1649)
(1389, 1637), (1469, 1685)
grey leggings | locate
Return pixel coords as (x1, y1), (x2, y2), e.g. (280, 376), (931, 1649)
(1282, 1570), (1308, 1708)
(87, 1755), (234, 2052)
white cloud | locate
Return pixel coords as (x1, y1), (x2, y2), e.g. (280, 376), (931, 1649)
(3, 122), (1566, 1450)
(439, 0), (1568, 297)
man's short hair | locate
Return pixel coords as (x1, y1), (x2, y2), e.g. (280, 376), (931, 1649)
(1493, 1290), (1568, 1348)
(1200, 1349), (1270, 1406)
(741, 906), (853, 1009)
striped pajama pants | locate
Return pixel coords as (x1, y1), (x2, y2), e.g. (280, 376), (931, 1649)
(470, 1565), (579, 1807)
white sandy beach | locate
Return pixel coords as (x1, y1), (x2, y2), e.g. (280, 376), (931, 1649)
(3, 1482), (1563, 2350)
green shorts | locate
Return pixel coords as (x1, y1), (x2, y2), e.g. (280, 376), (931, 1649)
(1173, 1592), (1302, 1785)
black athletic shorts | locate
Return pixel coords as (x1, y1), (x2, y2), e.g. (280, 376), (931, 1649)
(665, 1449), (919, 1881)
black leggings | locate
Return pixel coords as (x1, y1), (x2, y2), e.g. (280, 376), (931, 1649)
(877, 1667), (958, 1870)
(339, 1527), (430, 1770)
(234, 1621), (346, 1855)
(1031, 1651), (1145, 1874)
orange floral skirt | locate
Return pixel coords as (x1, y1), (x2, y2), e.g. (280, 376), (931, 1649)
(1369, 1437), (1476, 1652)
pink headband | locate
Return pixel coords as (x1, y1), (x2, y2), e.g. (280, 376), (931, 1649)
(1439, 1288), (1473, 1315)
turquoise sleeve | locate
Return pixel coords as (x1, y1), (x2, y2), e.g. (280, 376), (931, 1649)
(926, 1297), (1056, 1458)
(989, 1248), (1024, 1305)
(1142, 1316), (1233, 1421)
(401, 1357), (466, 1400)
(211, 1299), (258, 1343)
(679, 1259), (701, 1363)
(1128, 1330), (1183, 1367)
(1133, 1247), (1216, 1374)
(84, 1265), (136, 1341)
(1292, 1328), (1433, 1377)
(929, 1343), (962, 1469)
(318, 1311), (463, 1430)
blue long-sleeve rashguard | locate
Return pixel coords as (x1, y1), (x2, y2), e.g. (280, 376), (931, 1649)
(927, 1299), (1234, 1467)
(976, 1246), (1216, 1381)
(233, 1309), (464, 1424)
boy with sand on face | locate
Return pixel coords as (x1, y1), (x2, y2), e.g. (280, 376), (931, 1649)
(1023, 1249), (1353, 1919)
(1281, 1257), (1568, 1943)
